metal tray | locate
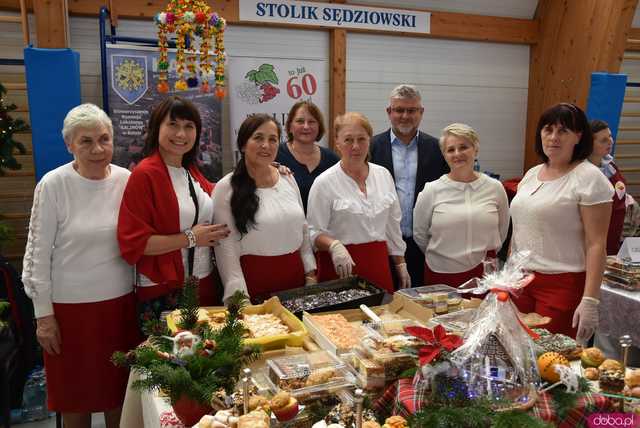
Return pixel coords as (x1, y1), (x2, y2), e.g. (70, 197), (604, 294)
(269, 276), (385, 318)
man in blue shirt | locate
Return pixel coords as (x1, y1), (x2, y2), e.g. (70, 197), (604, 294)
(370, 84), (449, 287)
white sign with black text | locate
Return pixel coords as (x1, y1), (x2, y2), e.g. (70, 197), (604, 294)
(239, 0), (431, 34)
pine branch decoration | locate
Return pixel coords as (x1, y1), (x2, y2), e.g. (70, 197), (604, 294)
(112, 287), (259, 406)
(177, 276), (200, 330)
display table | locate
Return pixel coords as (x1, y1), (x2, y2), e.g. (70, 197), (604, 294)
(120, 371), (177, 428)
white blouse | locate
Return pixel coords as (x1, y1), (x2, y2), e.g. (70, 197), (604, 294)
(213, 172), (316, 302)
(22, 163), (133, 318)
(413, 173), (509, 273)
(137, 165), (213, 287)
(307, 162), (406, 256)
(510, 161), (614, 273)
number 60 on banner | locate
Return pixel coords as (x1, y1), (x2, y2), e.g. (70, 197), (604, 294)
(287, 74), (317, 99)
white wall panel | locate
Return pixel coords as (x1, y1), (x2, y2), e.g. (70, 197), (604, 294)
(347, 33), (529, 179)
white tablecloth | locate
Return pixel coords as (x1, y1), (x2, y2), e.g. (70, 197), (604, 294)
(120, 371), (181, 428)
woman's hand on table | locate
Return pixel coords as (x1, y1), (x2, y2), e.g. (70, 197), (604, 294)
(36, 315), (61, 355)
(572, 296), (600, 345)
(328, 240), (356, 278)
(304, 271), (318, 285)
(395, 262), (411, 289)
(193, 223), (230, 246)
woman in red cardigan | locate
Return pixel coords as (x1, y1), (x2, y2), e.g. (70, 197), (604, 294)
(118, 96), (229, 324)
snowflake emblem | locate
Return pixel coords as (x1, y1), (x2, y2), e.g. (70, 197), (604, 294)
(115, 59), (145, 91)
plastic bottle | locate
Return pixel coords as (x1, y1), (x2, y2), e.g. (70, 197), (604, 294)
(21, 367), (49, 422)
(473, 158), (481, 172)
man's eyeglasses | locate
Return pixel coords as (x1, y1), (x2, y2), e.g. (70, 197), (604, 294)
(389, 107), (423, 115)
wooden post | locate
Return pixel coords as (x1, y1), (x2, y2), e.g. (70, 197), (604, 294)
(33, 0), (69, 48)
(328, 0), (347, 150)
(523, 0), (638, 171)
(329, 28), (346, 150)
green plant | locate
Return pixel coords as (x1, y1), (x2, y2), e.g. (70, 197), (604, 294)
(0, 222), (14, 252)
(0, 300), (10, 331)
(0, 82), (29, 175)
(112, 285), (261, 406)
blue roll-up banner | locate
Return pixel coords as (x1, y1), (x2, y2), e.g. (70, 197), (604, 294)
(586, 72), (627, 155)
(24, 47), (81, 182)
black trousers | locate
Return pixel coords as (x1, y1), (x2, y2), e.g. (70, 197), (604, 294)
(391, 236), (425, 289)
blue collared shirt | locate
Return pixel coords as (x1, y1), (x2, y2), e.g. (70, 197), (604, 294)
(390, 129), (418, 237)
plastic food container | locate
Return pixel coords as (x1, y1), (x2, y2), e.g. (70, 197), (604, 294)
(269, 276), (385, 318)
(397, 284), (463, 313)
(341, 351), (386, 390)
(266, 350), (355, 403)
(357, 328), (418, 381)
(303, 312), (366, 355)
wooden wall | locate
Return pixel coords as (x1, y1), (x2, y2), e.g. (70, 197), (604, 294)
(524, 0), (639, 170)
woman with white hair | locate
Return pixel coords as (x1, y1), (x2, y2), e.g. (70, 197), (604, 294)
(413, 123), (509, 288)
(22, 104), (138, 428)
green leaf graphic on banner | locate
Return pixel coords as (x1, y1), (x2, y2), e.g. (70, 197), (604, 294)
(246, 64), (278, 86)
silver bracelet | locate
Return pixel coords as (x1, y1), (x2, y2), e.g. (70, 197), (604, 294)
(184, 229), (196, 248)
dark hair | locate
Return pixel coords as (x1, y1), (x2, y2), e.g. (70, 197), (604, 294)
(285, 100), (325, 142)
(534, 103), (593, 163)
(231, 114), (282, 235)
(590, 119), (610, 134)
(142, 96), (202, 168)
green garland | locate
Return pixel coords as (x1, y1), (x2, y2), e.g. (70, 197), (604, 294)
(113, 286), (261, 406)
(408, 376), (593, 427)
(410, 402), (552, 428)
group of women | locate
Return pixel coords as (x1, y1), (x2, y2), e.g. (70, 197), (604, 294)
(20, 96), (619, 427)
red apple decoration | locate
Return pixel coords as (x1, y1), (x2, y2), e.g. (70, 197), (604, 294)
(270, 392), (298, 422)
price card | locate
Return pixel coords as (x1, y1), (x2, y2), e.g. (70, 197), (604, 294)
(617, 237), (640, 263)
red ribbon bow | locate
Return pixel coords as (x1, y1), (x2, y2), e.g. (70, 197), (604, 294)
(404, 324), (463, 366)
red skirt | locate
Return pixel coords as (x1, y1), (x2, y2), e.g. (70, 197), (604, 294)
(44, 292), (140, 413)
(511, 271), (585, 338)
(240, 250), (305, 300)
(316, 241), (394, 293)
(424, 250), (497, 289)
(135, 273), (220, 306)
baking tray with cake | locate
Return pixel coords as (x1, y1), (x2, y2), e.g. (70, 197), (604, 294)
(166, 297), (308, 350)
(266, 276), (386, 318)
(265, 350), (356, 403)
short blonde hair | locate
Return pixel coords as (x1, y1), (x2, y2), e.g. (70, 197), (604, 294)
(439, 123), (479, 152)
(62, 103), (113, 143)
(334, 112), (373, 138)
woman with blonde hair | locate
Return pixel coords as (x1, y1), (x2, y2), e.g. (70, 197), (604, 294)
(307, 112), (410, 292)
(413, 123), (509, 288)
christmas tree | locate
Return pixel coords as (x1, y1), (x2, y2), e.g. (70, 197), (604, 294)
(0, 81), (29, 175)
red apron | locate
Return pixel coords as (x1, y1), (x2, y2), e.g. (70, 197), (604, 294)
(316, 241), (394, 293)
(44, 292), (140, 412)
(511, 271), (585, 338)
(240, 250), (305, 300)
(607, 166), (626, 255)
(424, 250), (497, 288)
